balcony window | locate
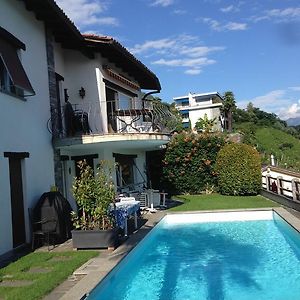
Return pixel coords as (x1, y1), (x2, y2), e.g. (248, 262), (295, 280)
(0, 28), (35, 98)
(118, 93), (133, 110)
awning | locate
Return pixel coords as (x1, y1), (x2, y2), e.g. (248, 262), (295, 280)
(0, 35), (35, 96)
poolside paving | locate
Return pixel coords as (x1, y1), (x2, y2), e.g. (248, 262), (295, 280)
(43, 210), (166, 300)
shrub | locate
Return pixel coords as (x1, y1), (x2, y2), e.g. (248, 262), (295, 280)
(216, 143), (261, 195)
(163, 132), (225, 194)
(71, 160), (115, 230)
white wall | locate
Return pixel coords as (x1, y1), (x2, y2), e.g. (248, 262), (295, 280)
(188, 106), (222, 130)
(59, 146), (148, 209)
(0, 0), (55, 255)
(55, 50), (143, 136)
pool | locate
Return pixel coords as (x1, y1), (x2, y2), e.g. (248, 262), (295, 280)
(87, 211), (300, 300)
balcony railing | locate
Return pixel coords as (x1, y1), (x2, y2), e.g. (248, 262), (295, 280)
(48, 99), (179, 138)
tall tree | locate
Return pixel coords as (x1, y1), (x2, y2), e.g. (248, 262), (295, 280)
(222, 91), (236, 132)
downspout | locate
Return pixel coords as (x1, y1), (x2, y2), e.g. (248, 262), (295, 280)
(142, 90), (160, 108)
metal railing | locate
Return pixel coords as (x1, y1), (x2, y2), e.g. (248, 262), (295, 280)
(48, 99), (179, 138)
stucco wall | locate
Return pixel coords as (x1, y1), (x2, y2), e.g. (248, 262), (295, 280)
(0, 0), (55, 255)
(189, 106), (222, 130)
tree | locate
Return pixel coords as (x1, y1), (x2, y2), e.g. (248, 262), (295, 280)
(222, 91), (236, 132)
(195, 114), (216, 133)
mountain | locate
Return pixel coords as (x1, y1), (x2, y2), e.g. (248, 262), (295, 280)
(286, 117), (300, 126)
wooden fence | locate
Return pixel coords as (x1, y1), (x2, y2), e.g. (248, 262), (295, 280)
(262, 175), (300, 202)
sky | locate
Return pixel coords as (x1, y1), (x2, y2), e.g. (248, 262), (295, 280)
(56, 0), (300, 120)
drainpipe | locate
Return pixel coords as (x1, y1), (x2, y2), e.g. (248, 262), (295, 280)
(142, 90), (160, 108)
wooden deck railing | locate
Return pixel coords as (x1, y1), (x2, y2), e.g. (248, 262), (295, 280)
(262, 174), (300, 202)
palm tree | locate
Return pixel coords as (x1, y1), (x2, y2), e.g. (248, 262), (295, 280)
(222, 91), (236, 132)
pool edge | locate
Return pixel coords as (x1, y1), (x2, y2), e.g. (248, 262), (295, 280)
(60, 207), (300, 300)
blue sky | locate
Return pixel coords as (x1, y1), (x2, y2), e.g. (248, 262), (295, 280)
(56, 0), (300, 120)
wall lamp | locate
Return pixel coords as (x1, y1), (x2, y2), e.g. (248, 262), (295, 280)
(79, 87), (86, 99)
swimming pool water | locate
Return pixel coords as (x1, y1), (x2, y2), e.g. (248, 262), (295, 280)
(87, 211), (300, 300)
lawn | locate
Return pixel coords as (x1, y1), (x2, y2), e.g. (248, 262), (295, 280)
(0, 251), (98, 300)
(169, 194), (280, 211)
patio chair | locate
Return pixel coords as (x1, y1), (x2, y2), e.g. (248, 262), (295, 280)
(137, 192), (149, 209)
(29, 209), (57, 251)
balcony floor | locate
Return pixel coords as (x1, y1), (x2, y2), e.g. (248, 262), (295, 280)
(53, 132), (170, 151)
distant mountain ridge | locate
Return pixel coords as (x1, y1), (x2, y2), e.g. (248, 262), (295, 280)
(286, 117), (300, 126)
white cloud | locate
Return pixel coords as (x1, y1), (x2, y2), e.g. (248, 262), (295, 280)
(184, 69), (202, 75)
(180, 46), (225, 57)
(289, 86), (300, 92)
(150, 0), (174, 7)
(278, 100), (300, 119)
(203, 18), (248, 31)
(172, 9), (187, 15)
(252, 7), (300, 23)
(225, 22), (247, 31)
(129, 34), (224, 75)
(129, 38), (177, 55)
(268, 7), (300, 19)
(220, 5), (239, 13)
(152, 57), (216, 67)
(55, 0), (118, 29)
(239, 89), (300, 120)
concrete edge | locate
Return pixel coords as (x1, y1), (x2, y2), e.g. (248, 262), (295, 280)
(273, 207), (300, 233)
(59, 207), (300, 300)
(60, 212), (166, 300)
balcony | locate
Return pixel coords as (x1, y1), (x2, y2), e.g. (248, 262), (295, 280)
(49, 99), (178, 149)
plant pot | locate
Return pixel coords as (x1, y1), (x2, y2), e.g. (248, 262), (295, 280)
(72, 228), (118, 249)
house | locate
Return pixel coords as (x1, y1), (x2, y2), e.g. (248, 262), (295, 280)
(50, 33), (173, 207)
(173, 92), (224, 131)
(0, 0), (171, 258)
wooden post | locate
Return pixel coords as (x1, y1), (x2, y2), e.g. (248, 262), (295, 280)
(277, 176), (283, 195)
(266, 175), (271, 191)
(292, 179), (300, 201)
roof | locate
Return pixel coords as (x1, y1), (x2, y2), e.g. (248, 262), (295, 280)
(21, 0), (160, 90)
(22, 0), (89, 53)
(83, 34), (161, 90)
(174, 92), (223, 101)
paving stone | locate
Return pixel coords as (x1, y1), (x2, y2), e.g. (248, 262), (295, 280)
(50, 256), (72, 262)
(0, 280), (33, 287)
(28, 267), (51, 274)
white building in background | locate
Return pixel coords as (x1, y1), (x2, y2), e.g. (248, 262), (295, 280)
(173, 92), (224, 131)
(0, 0), (172, 258)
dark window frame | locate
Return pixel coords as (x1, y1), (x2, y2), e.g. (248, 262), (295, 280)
(0, 26), (35, 99)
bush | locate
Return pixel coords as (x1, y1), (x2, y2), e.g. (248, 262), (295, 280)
(71, 160), (115, 230)
(216, 143), (261, 195)
(163, 132), (225, 194)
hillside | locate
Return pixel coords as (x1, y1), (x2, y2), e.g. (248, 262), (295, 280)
(255, 127), (300, 171)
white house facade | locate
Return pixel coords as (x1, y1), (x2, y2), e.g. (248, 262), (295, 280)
(50, 34), (172, 208)
(0, 0), (56, 257)
(0, 0), (171, 257)
(173, 92), (223, 131)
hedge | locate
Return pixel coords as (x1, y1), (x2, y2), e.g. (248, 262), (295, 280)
(163, 132), (225, 194)
(216, 143), (261, 195)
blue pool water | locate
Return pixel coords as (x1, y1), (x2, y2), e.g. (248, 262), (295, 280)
(87, 212), (300, 300)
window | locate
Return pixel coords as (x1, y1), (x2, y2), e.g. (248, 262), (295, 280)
(181, 112), (189, 119)
(118, 93), (133, 110)
(0, 27), (35, 98)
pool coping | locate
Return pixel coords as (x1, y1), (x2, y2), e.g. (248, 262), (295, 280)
(59, 207), (300, 300)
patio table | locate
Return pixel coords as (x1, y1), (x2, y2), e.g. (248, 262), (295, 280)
(112, 201), (140, 236)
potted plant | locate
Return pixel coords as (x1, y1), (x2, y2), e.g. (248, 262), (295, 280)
(71, 160), (117, 249)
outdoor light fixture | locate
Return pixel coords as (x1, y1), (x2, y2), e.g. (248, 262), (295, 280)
(79, 87), (86, 99)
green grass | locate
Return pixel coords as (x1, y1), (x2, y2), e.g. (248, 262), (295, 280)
(169, 194), (280, 211)
(255, 127), (300, 170)
(0, 251), (98, 300)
